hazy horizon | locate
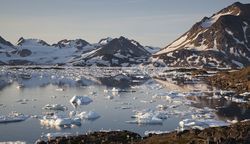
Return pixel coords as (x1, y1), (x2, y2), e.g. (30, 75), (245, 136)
(0, 0), (249, 47)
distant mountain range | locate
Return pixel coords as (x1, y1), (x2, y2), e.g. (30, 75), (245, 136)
(152, 2), (250, 68)
(1, 2), (249, 68)
(0, 36), (159, 66)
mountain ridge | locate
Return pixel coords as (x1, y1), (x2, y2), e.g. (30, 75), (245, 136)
(152, 2), (250, 68)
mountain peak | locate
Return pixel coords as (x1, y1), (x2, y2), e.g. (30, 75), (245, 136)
(0, 36), (14, 47)
(98, 37), (113, 45)
(53, 39), (89, 49)
(153, 2), (250, 68)
(17, 37), (50, 46)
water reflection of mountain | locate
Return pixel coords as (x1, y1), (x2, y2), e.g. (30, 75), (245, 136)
(97, 74), (150, 89)
(192, 96), (250, 120)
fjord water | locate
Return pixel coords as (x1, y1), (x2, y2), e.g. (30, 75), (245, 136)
(0, 67), (248, 143)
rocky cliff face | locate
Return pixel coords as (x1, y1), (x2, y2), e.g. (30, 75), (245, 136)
(152, 2), (250, 68)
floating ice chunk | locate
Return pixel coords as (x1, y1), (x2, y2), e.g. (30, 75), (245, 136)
(43, 104), (68, 111)
(89, 91), (96, 95)
(0, 112), (29, 123)
(105, 95), (114, 100)
(69, 111), (76, 117)
(16, 84), (24, 89)
(128, 111), (163, 124)
(40, 116), (81, 127)
(144, 130), (170, 136)
(156, 104), (168, 110)
(240, 92), (250, 96)
(70, 96), (93, 106)
(54, 118), (72, 126)
(179, 119), (228, 130)
(55, 88), (65, 91)
(77, 111), (100, 120)
(227, 119), (238, 124)
(111, 87), (120, 92)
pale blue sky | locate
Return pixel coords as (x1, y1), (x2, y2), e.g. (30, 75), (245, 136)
(0, 0), (249, 47)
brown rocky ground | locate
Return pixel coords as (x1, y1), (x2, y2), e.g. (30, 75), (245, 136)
(138, 120), (250, 144)
(37, 130), (141, 144)
(37, 121), (250, 144)
(206, 67), (250, 94)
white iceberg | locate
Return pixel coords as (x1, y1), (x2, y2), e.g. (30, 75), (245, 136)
(70, 95), (93, 106)
(77, 111), (100, 120)
(179, 119), (229, 130)
(128, 111), (163, 124)
(40, 115), (81, 127)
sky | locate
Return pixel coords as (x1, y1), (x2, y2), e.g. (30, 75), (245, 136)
(0, 0), (249, 47)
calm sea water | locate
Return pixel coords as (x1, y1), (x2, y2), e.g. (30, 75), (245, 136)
(0, 67), (249, 143)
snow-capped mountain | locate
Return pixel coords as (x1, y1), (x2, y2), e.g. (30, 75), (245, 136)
(0, 37), (98, 65)
(72, 36), (151, 66)
(152, 2), (250, 68)
(52, 39), (89, 50)
(0, 36), (16, 51)
(0, 36), (152, 66)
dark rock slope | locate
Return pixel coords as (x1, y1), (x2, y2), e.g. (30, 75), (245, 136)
(153, 2), (250, 68)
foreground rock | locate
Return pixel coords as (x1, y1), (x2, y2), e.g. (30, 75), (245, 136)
(37, 130), (141, 144)
(37, 121), (250, 144)
(138, 120), (250, 144)
(207, 67), (250, 93)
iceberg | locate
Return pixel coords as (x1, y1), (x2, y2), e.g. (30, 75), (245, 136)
(77, 111), (100, 120)
(70, 95), (93, 106)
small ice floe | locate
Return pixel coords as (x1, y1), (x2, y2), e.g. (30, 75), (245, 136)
(43, 104), (68, 111)
(89, 91), (96, 95)
(70, 95), (93, 106)
(127, 110), (166, 125)
(103, 89), (109, 93)
(179, 119), (228, 131)
(105, 95), (114, 100)
(16, 84), (24, 89)
(77, 111), (100, 120)
(156, 104), (168, 110)
(111, 87), (120, 92)
(152, 92), (176, 102)
(144, 130), (170, 136)
(227, 119), (238, 124)
(40, 115), (81, 127)
(55, 88), (65, 91)
(240, 92), (250, 97)
(0, 112), (29, 123)
(224, 96), (247, 103)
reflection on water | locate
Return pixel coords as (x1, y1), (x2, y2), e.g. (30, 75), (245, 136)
(0, 66), (249, 143)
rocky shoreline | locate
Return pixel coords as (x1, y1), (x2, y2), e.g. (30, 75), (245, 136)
(206, 67), (250, 94)
(37, 120), (250, 144)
